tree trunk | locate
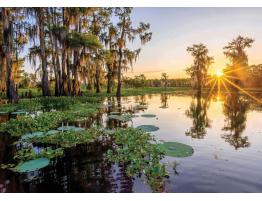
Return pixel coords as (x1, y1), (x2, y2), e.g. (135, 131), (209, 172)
(95, 66), (100, 93)
(50, 8), (60, 96)
(107, 70), (112, 93)
(2, 8), (18, 103)
(72, 50), (79, 96)
(61, 48), (68, 96)
(66, 53), (71, 95)
(116, 49), (123, 97)
(38, 9), (51, 96)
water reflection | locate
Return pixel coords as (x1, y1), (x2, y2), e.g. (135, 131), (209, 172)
(1, 92), (262, 192)
(160, 93), (169, 109)
(222, 92), (250, 149)
(185, 92), (211, 139)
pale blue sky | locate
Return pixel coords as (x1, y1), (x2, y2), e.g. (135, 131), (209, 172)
(24, 8), (262, 79)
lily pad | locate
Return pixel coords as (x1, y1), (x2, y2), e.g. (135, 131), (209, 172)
(141, 114), (157, 118)
(134, 105), (148, 110)
(159, 106), (168, 109)
(158, 142), (194, 157)
(57, 126), (85, 132)
(21, 132), (45, 141)
(110, 111), (121, 115)
(0, 111), (8, 116)
(46, 130), (59, 135)
(14, 157), (50, 173)
(11, 111), (27, 116)
(72, 127), (85, 132)
(136, 125), (159, 132)
(108, 114), (132, 122)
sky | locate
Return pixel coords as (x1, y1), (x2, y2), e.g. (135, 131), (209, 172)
(23, 7), (262, 79)
(125, 7), (262, 78)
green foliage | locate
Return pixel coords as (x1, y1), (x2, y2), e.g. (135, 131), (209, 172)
(107, 128), (168, 192)
(13, 147), (64, 161)
(0, 97), (99, 136)
(69, 32), (102, 50)
(29, 128), (103, 148)
(0, 112), (66, 136)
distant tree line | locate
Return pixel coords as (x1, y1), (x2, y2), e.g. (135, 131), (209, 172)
(122, 74), (191, 88)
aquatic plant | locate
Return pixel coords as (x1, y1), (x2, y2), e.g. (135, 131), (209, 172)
(158, 142), (194, 157)
(0, 111), (8, 116)
(109, 111), (121, 115)
(11, 110), (27, 116)
(108, 114), (133, 122)
(134, 105), (148, 110)
(14, 158), (50, 173)
(13, 147), (64, 161)
(141, 114), (157, 118)
(57, 126), (85, 132)
(29, 128), (102, 148)
(136, 125), (159, 132)
(0, 104), (97, 136)
(107, 128), (168, 192)
(0, 112), (66, 136)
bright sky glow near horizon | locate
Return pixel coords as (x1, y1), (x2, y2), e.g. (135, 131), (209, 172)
(23, 7), (262, 79)
(125, 7), (262, 79)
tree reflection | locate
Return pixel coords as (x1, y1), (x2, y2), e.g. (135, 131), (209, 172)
(185, 92), (211, 139)
(222, 92), (250, 149)
(160, 93), (169, 109)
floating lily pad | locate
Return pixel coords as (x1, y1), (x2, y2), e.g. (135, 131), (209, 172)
(72, 127), (85, 132)
(0, 111), (8, 116)
(136, 125), (159, 132)
(132, 114), (139, 118)
(15, 158), (50, 173)
(11, 111), (27, 116)
(134, 105), (148, 110)
(21, 132), (45, 141)
(46, 130), (59, 135)
(159, 106), (168, 109)
(158, 142), (194, 157)
(110, 111), (121, 115)
(57, 126), (85, 132)
(108, 114), (132, 122)
(141, 114), (157, 118)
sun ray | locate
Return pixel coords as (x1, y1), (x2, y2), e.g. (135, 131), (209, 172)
(223, 77), (262, 104)
(224, 74), (240, 80)
(206, 76), (216, 86)
(223, 63), (248, 74)
(207, 79), (218, 100)
(221, 78), (230, 94)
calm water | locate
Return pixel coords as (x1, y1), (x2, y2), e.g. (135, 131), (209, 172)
(1, 92), (262, 193)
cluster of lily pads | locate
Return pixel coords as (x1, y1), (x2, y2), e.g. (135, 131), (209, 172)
(1, 125), (106, 173)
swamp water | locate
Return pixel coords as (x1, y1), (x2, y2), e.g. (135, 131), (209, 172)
(1, 92), (262, 192)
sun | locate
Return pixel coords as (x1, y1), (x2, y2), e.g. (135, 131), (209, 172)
(215, 70), (224, 77)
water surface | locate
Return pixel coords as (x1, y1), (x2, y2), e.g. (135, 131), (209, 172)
(1, 92), (262, 192)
